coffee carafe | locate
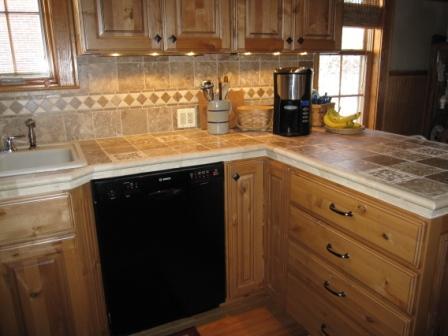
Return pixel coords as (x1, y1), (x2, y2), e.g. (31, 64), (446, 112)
(273, 67), (313, 136)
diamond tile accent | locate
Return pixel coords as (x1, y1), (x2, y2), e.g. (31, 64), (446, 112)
(97, 96), (109, 107)
(173, 91), (182, 102)
(247, 89), (255, 98)
(0, 101), (7, 114)
(55, 98), (68, 110)
(40, 99), (54, 112)
(10, 101), (23, 114)
(25, 100), (39, 113)
(257, 88), (265, 97)
(69, 97), (82, 109)
(111, 95), (121, 106)
(184, 91), (194, 101)
(137, 94), (147, 105)
(84, 96), (95, 108)
(266, 88), (274, 96)
(150, 93), (159, 104)
(161, 92), (170, 103)
(124, 94), (135, 105)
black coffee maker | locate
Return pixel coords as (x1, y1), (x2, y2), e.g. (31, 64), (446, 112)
(273, 67), (313, 136)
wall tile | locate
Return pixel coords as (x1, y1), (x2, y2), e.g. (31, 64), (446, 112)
(169, 62), (194, 89)
(240, 61), (260, 86)
(144, 61), (169, 90)
(0, 116), (29, 139)
(93, 110), (122, 138)
(121, 108), (147, 135)
(147, 107), (173, 133)
(194, 61), (218, 88)
(34, 113), (67, 144)
(64, 111), (94, 141)
(260, 61), (278, 86)
(117, 63), (145, 92)
(88, 63), (118, 93)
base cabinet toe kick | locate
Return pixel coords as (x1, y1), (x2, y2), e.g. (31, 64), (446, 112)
(1, 159), (448, 335)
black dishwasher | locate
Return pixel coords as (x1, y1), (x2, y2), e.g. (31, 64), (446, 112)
(91, 162), (225, 335)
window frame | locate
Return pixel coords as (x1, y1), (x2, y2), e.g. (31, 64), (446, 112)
(0, 0), (78, 91)
(314, 27), (374, 121)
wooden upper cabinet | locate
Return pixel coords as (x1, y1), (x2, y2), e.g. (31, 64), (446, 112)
(235, 0), (293, 52)
(293, 0), (342, 51)
(163, 0), (232, 52)
(76, 0), (163, 53)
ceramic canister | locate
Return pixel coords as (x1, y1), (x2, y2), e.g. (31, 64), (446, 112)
(207, 100), (231, 135)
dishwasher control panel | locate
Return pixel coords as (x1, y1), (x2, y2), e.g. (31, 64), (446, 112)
(189, 167), (220, 183)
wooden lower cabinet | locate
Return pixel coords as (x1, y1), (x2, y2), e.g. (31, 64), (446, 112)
(0, 185), (107, 336)
(264, 160), (288, 308)
(225, 159), (264, 299)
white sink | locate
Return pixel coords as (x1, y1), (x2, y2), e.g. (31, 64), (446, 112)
(0, 143), (87, 178)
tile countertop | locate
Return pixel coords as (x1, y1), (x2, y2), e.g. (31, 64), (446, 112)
(1, 128), (448, 219)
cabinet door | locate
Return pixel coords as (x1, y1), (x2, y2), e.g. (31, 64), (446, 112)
(0, 239), (91, 336)
(226, 159), (264, 299)
(163, 0), (231, 52)
(235, 0), (293, 52)
(77, 0), (163, 53)
(294, 0), (342, 51)
(265, 160), (288, 308)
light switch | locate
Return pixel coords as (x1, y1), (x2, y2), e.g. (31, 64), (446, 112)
(177, 107), (197, 128)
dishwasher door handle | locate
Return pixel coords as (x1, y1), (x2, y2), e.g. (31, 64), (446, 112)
(147, 187), (184, 199)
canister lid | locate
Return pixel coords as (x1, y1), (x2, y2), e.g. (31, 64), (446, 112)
(274, 67), (313, 75)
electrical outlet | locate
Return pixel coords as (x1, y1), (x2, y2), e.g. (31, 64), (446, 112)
(177, 107), (197, 128)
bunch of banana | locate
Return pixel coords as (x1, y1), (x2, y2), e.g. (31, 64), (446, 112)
(323, 108), (362, 129)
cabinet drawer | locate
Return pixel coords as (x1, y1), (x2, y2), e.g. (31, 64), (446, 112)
(290, 172), (425, 267)
(0, 194), (73, 246)
(287, 272), (369, 336)
(289, 205), (418, 314)
(288, 241), (413, 336)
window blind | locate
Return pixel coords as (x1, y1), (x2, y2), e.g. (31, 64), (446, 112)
(343, 0), (384, 28)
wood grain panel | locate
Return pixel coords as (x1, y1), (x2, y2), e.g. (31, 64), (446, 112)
(290, 170), (426, 267)
(264, 160), (288, 308)
(163, 0), (231, 52)
(235, 0), (292, 51)
(381, 71), (428, 136)
(294, 0), (342, 51)
(289, 205), (418, 314)
(226, 160), (264, 299)
(0, 240), (76, 336)
(0, 194), (73, 247)
(100, 0), (145, 33)
(289, 241), (412, 336)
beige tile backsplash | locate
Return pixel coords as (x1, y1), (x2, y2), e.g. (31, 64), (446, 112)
(0, 53), (314, 143)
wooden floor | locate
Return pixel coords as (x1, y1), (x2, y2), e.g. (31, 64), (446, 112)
(136, 293), (307, 336)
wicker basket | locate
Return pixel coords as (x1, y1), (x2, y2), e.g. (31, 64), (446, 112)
(236, 105), (273, 131)
(312, 103), (335, 127)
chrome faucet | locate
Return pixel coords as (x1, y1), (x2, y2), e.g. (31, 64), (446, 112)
(25, 118), (37, 149)
(2, 135), (25, 152)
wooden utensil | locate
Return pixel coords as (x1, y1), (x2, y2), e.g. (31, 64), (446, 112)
(226, 89), (245, 128)
(197, 92), (208, 130)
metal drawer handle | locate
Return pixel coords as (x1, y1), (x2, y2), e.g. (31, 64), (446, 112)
(326, 243), (350, 259)
(329, 203), (353, 217)
(323, 281), (346, 297)
(320, 323), (330, 336)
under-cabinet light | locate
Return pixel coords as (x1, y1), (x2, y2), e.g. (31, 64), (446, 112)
(273, 52), (281, 56)
(149, 52), (160, 56)
(299, 52), (308, 56)
(186, 52), (196, 56)
(243, 52), (252, 56)
(110, 53), (121, 57)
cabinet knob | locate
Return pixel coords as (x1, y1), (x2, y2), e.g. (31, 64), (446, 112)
(154, 34), (162, 43)
(169, 35), (177, 43)
(320, 324), (330, 336)
(286, 37), (293, 44)
(297, 37), (304, 44)
(232, 173), (240, 181)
